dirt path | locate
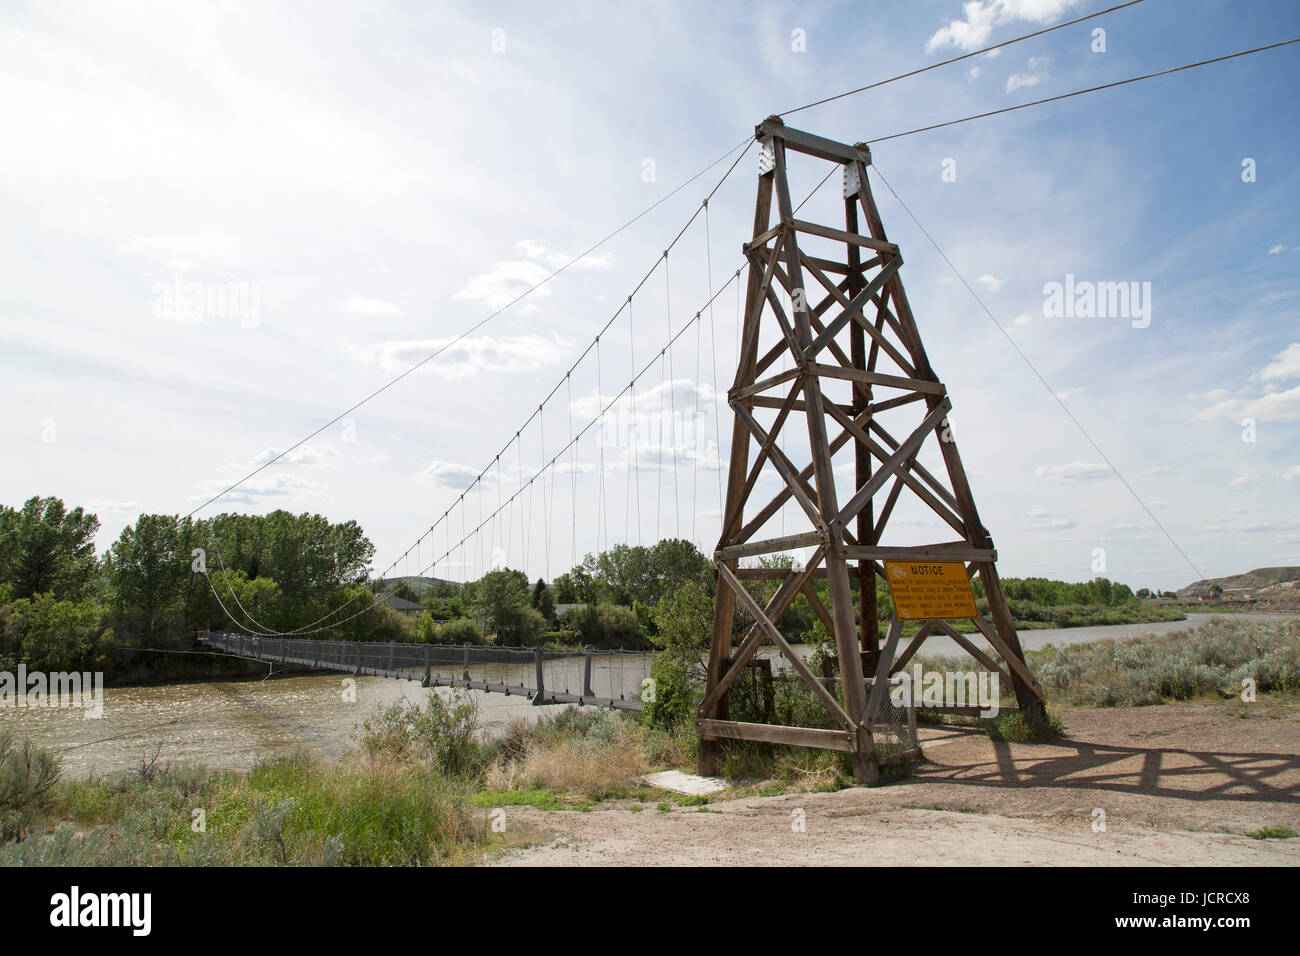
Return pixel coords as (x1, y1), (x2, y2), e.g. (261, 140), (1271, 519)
(488, 700), (1300, 866)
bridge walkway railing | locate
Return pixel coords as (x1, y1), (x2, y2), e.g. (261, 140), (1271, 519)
(197, 630), (652, 711)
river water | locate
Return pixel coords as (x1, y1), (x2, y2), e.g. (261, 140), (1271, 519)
(1, 613), (1288, 779)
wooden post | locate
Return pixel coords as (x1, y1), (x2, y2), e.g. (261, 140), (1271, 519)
(532, 648), (545, 705)
(462, 643), (471, 681)
(845, 192), (879, 652)
(423, 643), (432, 687)
(583, 646), (594, 698)
(699, 157), (775, 778)
(772, 133), (876, 784)
(387, 642), (395, 674)
(353, 642), (362, 677)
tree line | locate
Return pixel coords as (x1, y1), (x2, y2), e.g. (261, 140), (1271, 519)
(0, 493), (1180, 679)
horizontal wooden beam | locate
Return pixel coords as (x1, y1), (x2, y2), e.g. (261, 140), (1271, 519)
(744, 222), (785, 252)
(790, 218), (899, 256)
(729, 366), (803, 402)
(810, 363), (946, 395)
(749, 395), (854, 415)
(755, 120), (869, 166)
(839, 543), (996, 563)
(735, 566), (829, 580)
(697, 718), (856, 752)
(802, 253), (880, 277)
(716, 529), (826, 561)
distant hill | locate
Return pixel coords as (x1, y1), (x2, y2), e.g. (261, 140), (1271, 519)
(378, 575), (462, 594)
(1177, 567), (1300, 610)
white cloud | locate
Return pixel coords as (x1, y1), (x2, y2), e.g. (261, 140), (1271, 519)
(251, 444), (343, 468)
(1268, 244), (1287, 255)
(517, 239), (612, 271)
(1242, 520), (1297, 533)
(927, 2), (1081, 52)
(967, 66), (981, 79)
(1197, 346), (1300, 421)
(1142, 466), (1172, 476)
(453, 259), (555, 311)
(122, 232), (244, 268)
(1013, 313), (1034, 326)
(1260, 342), (1300, 382)
(193, 471), (327, 505)
(1006, 72), (1040, 93)
(1284, 465), (1300, 481)
(350, 333), (571, 379)
(1197, 384), (1300, 423)
(452, 241), (611, 313)
(976, 273), (1005, 292)
(1027, 508), (1076, 530)
(1034, 461), (1113, 481)
(1229, 476), (1252, 486)
(600, 438), (725, 474)
(418, 460), (487, 489)
(87, 500), (145, 518)
(345, 295), (400, 316)
(567, 379), (723, 420)
(1005, 55), (1051, 94)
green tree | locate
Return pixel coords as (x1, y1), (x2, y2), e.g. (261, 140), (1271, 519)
(553, 563), (596, 604)
(574, 602), (646, 649)
(436, 617), (485, 645)
(532, 579), (556, 619)
(109, 514), (188, 640)
(465, 568), (532, 643)
(1, 593), (114, 672)
(645, 581), (713, 728)
(0, 497), (100, 600)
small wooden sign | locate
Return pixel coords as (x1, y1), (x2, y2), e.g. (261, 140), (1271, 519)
(883, 560), (978, 621)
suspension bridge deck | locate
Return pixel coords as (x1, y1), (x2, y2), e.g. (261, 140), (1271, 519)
(198, 631), (653, 711)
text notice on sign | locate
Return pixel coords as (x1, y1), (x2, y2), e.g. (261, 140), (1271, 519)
(883, 560), (979, 621)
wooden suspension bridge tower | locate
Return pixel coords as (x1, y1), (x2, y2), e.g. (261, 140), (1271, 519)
(699, 117), (1047, 784)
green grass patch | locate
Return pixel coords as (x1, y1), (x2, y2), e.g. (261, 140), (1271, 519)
(1247, 826), (1297, 840)
(470, 788), (565, 811)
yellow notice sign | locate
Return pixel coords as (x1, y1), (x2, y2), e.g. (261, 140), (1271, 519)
(883, 560), (979, 621)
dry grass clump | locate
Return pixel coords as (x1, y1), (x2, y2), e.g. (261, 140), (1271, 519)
(485, 708), (655, 799)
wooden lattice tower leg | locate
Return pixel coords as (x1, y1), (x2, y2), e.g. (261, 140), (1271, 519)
(698, 118), (1047, 784)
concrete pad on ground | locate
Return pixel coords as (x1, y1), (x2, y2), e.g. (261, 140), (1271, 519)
(642, 770), (729, 796)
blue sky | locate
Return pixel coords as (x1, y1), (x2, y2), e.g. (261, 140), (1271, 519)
(1, 0), (1297, 592)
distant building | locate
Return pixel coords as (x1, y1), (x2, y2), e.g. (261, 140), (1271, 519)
(376, 593), (424, 618)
